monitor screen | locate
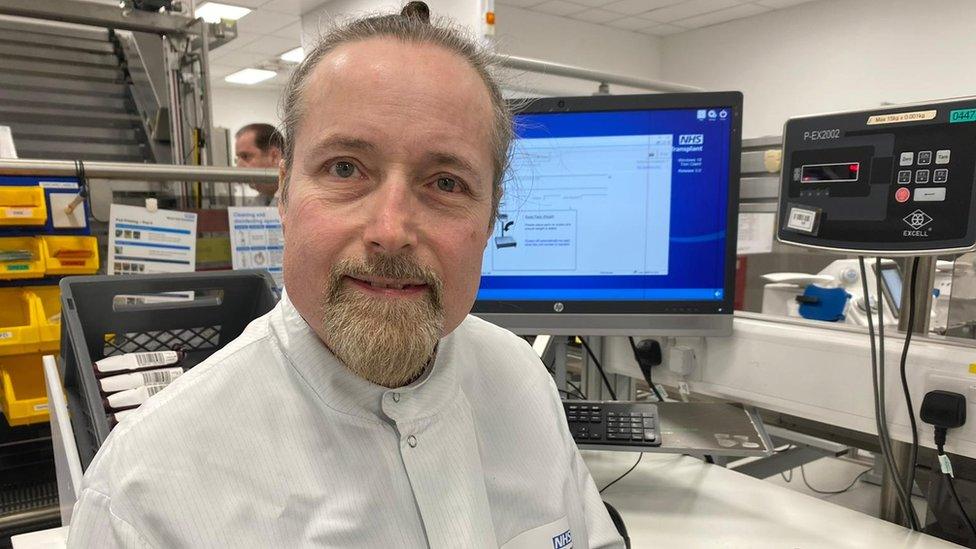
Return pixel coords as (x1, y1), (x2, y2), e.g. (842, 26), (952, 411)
(878, 263), (903, 315)
(472, 93), (742, 335)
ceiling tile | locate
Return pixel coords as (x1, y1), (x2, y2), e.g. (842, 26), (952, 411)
(676, 3), (768, 28)
(570, 8), (624, 23)
(207, 64), (239, 78)
(239, 34), (301, 56)
(256, 0), (330, 15)
(203, 0), (267, 9)
(644, 0), (740, 22)
(211, 50), (270, 69)
(497, 0), (549, 7)
(567, 0), (619, 6)
(210, 31), (264, 56)
(531, 0), (588, 17)
(235, 8), (300, 35)
(604, 16), (658, 31)
(604, 0), (682, 16)
(755, 0), (814, 7)
(639, 23), (686, 35)
(271, 21), (303, 40)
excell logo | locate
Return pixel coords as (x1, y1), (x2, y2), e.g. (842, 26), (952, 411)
(903, 209), (933, 237)
(679, 134), (704, 145)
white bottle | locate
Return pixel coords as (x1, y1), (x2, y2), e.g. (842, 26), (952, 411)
(99, 367), (184, 394)
(104, 384), (169, 410)
(95, 350), (183, 374)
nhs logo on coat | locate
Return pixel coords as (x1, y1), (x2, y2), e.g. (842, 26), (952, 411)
(679, 134), (704, 145)
(552, 530), (573, 549)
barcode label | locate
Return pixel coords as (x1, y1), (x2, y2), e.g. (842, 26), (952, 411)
(140, 369), (182, 385)
(33, 403), (49, 412)
(135, 352), (171, 367)
(0, 332), (12, 340)
(787, 207), (817, 233)
(146, 384), (168, 397)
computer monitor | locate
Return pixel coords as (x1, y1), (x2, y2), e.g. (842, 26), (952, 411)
(875, 261), (903, 317)
(472, 93), (743, 336)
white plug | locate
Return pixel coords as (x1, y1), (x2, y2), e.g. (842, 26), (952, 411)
(668, 345), (696, 377)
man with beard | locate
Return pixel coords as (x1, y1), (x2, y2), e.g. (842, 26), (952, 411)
(67, 3), (624, 547)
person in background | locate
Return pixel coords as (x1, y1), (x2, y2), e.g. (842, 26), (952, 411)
(234, 122), (283, 205)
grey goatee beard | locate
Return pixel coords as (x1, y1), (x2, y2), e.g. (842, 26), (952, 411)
(320, 254), (444, 388)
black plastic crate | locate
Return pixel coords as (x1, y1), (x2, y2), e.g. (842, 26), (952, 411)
(59, 271), (279, 469)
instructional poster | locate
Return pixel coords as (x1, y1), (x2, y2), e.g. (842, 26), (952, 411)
(108, 204), (197, 275)
(228, 207), (283, 287)
(737, 212), (776, 255)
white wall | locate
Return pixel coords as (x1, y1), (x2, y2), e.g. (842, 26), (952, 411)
(299, 1), (661, 98)
(661, 0), (976, 139)
(211, 86), (283, 143)
(493, 5), (661, 97)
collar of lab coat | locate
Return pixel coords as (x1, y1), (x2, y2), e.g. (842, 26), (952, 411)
(268, 289), (458, 425)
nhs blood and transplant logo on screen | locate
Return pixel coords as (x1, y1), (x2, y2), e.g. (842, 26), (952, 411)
(678, 134), (704, 145)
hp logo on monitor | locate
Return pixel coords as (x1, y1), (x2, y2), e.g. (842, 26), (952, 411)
(553, 302), (564, 312)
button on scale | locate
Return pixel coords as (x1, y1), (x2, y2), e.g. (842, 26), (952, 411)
(915, 169), (930, 184)
(936, 149), (951, 165)
(914, 188), (946, 202)
(897, 170), (912, 184)
(895, 187), (911, 203)
(934, 168), (948, 183)
(899, 152), (914, 166)
(917, 151), (932, 165)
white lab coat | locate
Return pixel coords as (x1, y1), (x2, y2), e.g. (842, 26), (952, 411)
(67, 291), (624, 548)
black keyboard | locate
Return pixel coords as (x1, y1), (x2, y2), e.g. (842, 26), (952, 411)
(563, 400), (662, 447)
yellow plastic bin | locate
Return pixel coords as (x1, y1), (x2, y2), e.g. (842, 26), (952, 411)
(0, 353), (49, 426)
(0, 288), (39, 356)
(41, 235), (99, 275)
(0, 236), (45, 279)
(0, 186), (47, 227)
(26, 286), (61, 353)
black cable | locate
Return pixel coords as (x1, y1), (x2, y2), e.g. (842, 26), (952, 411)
(876, 258), (921, 530)
(628, 336), (664, 402)
(937, 442), (976, 541)
(900, 257), (921, 512)
(800, 465), (872, 495)
(578, 337), (617, 400)
(859, 257), (917, 529)
(780, 469), (794, 483)
(600, 453), (643, 494)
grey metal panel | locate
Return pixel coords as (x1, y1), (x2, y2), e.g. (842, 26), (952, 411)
(0, 73), (127, 97)
(0, 89), (130, 112)
(16, 149), (146, 163)
(0, 28), (116, 54)
(14, 138), (144, 158)
(0, 105), (139, 127)
(741, 150), (778, 175)
(740, 176), (781, 200)
(6, 123), (137, 143)
(0, 43), (119, 67)
(0, 57), (121, 81)
(742, 135), (783, 149)
(0, 0), (200, 36)
(0, 17), (110, 42)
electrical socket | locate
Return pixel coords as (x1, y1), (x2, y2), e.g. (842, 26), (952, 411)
(923, 372), (976, 413)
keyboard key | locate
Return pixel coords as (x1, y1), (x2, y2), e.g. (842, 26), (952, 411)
(644, 430), (657, 442)
(568, 405), (579, 411)
(590, 433), (601, 440)
(590, 417), (602, 424)
(631, 433), (643, 441)
(590, 406), (602, 412)
(630, 411), (642, 418)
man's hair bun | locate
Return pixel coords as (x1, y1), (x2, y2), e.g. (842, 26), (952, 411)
(401, 1), (430, 23)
